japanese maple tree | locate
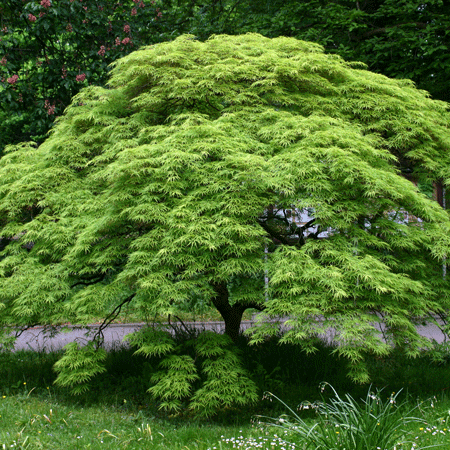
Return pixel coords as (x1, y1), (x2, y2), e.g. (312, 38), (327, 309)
(1, 34), (450, 413)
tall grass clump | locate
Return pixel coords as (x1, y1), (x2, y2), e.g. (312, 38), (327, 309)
(256, 382), (442, 450)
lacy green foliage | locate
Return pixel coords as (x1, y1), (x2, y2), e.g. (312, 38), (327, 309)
(128, 329), (257, 416)
(190, 332), (259, 417)
(149, 354), (199, 413)
(1, 33), (450, 390)
(53, 342), (107, 395)
(125, 328), (175, 357)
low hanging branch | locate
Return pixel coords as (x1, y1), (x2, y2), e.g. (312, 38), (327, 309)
(93, 293), (136, 348)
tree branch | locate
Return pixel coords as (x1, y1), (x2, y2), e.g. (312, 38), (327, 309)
(13, 323), (40, 338)
(258, 218), (291, 245)
(70, 275), (105, 289)
(93, 293), (136, 347)
(297, 218), (316, 234)
(168, 314), (194, 336)
(235, 300), (266, 314)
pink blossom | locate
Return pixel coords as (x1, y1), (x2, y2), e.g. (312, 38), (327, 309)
(28, 14), (37, 22)
(39, 12), (46, 17)
(7, 74), (19, 84)
(0, 56), (6, 66)
(40, 0), (51, 8)
(98, 45), (106, 56)
(2, 27), (8, 33)
(44, 99), (55, 115)
(115, 37), (121, 46)
(83, 6), (87, 10)
(61, 66), (67, 79)
(138, 1), (144, 7)
(131, 7), (137, 15)
(66, 23), (73, 32)
(124, 24), (130, 33)
(76, 73), (86, 82)
(122, 37), (131, 45)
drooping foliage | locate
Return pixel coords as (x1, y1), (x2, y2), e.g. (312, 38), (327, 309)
(1, 34), (450, 410)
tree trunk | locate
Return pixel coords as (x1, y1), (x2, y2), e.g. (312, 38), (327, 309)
(211, 282), (266, 343)
(211, 282), (245, 343)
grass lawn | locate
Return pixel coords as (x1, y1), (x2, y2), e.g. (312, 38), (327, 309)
(2, 337), (450, 449)
(1, 391), (449, 449)
(0, 393), (248, 449)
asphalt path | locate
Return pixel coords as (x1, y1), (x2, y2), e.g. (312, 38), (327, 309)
(8, 319), (450, 352)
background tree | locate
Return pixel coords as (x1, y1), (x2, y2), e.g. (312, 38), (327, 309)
(1, 33), (450, 413)
(183, 0), (450, 102)
(0, 0), (167, 155)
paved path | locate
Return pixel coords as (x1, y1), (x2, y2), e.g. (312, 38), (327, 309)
(8, 319), (449, 352)
(10, 321), (249, 352)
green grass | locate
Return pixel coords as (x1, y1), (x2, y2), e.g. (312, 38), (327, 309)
(0, 394), (250, 449)
(1, 392), (449, 449)
(254, 385), (450, 450)
(2, 336), (450, 449)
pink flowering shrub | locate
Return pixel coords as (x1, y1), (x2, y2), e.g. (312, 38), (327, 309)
(44, 99), (55, 115)
(0, 0), (167, 148)
(7, 74), (18, 84)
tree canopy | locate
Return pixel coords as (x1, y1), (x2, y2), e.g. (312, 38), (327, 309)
(1, 33), (450, 412)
